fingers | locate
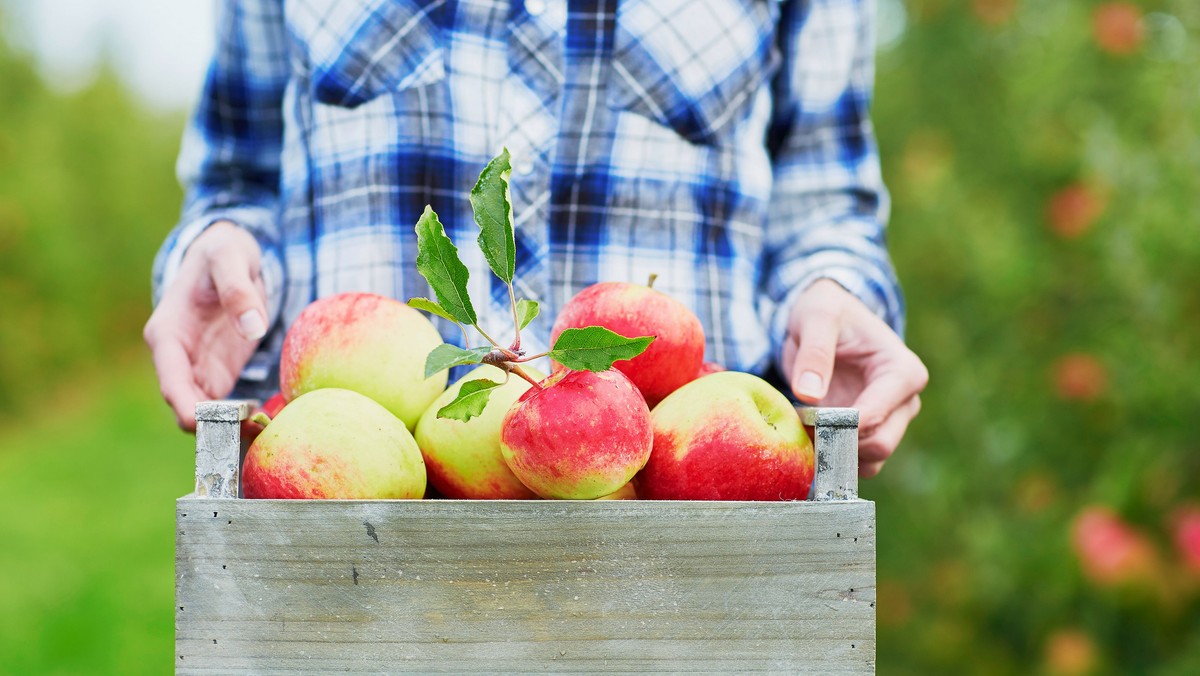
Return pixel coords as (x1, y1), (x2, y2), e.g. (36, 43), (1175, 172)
(853, 349), (929, 434)
(146, 330), (205, 432)
(858, 394), (921, 476)
(208, 247), (268, 341)
(787, 307), (842, 403)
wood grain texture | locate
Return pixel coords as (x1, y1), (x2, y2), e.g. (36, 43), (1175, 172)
(176, 499), (876, 674)
(195, 400), (254, 499)
(803, 407), (860, 501)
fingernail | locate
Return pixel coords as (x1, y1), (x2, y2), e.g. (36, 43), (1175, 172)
(238, 310), (267, 340)
(795, 371), (823, 398)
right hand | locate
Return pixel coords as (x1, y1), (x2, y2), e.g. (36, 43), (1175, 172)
(143, 221), (269, 431)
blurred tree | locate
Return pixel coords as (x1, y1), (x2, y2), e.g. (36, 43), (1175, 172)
(871, 0), (1200, 673)
(0, 27), (183, 416)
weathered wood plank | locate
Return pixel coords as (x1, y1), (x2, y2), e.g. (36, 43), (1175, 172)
(801, 407), (860, 501)
(176, 499), (875, 673)
(194, 400), (255, 499)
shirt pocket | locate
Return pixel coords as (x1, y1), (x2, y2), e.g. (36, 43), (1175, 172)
(607, 0), (780, 147)
(288, 0), (447, 108)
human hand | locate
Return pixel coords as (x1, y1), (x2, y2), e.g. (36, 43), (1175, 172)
(782, 279), (928, 477)
(143, 221), (268, 431)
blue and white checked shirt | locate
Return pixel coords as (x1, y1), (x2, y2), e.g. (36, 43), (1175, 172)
(153, 0), (903, 397)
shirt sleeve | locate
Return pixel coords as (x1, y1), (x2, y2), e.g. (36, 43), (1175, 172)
(151, 0), (290, 329)
(764, 0), (905, 369)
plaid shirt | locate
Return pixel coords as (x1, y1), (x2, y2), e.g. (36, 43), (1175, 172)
(153, 0), (903, 396)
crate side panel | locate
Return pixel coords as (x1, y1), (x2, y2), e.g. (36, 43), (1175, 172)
(176, 500), (875, 673)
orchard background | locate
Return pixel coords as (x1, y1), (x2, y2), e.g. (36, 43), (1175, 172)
(1, 1), (1197, 674)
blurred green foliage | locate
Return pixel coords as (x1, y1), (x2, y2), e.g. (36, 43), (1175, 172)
(0, 26), (183, 413)
(869, 1), (1200, 674)
(0, 1), (1198, 674)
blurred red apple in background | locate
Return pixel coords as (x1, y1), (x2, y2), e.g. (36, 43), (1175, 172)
(1093, 3), (1144, 55)
(1071, 506), (1159, 586)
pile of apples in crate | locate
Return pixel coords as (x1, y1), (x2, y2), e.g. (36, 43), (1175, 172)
(242, 151), (814, 502)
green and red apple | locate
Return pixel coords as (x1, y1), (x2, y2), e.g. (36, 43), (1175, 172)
(550, 281), (705, 407)
(414, 365), (544, 500)
(243, 388), (426, 499)
(280, 292), (446, 429)
(636, 371), (814, 501)
(501, 368), (653, 500)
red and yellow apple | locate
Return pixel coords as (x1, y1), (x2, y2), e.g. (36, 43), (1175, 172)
(636, 371), (814, 501)
(280, 292), (447, 429)
(500, 368), (653, 500)
(243, 388), (426, 499)
(595, 482), (638, 500)
(550, 281), (704, 407)
(414, 365), (544, 499)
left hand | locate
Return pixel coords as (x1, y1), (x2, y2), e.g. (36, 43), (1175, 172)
(782, 279), (928, 477)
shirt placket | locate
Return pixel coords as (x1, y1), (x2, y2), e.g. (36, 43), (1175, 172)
(490, 0), (567, 354)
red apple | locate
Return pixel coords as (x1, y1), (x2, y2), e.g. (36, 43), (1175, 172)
(414, 365), (543, 500)
(1093, 3), (1143, 56)
(636, 371), (814, 501)
(550, 281), (705, 407)
(1171, 506), (1200, 574)
(500, 368), (653, 500)
(1071, 506), (1158, 586)
(243, 388), (426, 499)
(241, 391), (289, 443)
(595, 482), (638, 500)
(280, 292), (447, 429)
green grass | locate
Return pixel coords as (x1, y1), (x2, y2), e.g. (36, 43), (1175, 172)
(0, 360), (192, 675)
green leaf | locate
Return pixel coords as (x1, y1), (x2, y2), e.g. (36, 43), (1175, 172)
(424, 344), (492, 379)
(470, 149), (516, 283)
(515, 299), (540, 331)
(407, 297), (459, 324)
(436, 378), (502, 422)
(549, 327), (656, 372)
(414, 205), (476, 325)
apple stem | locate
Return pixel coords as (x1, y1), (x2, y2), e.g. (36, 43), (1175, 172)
(507, 283), (521, 352)
(508, 364), (543, 391)
(511, 350), (550, 363)
(474, 324), (504, 352)
(647, 273), (658, 289)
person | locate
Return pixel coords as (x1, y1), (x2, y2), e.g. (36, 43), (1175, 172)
(144, 0), (927, 477)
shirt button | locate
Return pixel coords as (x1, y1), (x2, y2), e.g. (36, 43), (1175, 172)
(525, 0), (546, 17)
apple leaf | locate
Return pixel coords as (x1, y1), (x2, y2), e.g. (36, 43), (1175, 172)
(549, 327), (655, 372)
(470, 149), (516, 284)
(436, 378), (502, 422)
(516, 299), (540, 331)
(414, 205), (476, 326)
(424, 344), (493, 378)
(407, 297), (459, 324)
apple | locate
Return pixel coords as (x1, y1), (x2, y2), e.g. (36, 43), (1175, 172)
(1071, 506), (1158, 586)
(550, 281), (704, 407)
(414, 365), (544, 499)
(636, 371), (814, 501)
(240, 391), (289, 443)
(243, 388), (426, 499)
(280, 292), (447, 429)
(595, 482), (638, 500)
(500, 368), (653, 500)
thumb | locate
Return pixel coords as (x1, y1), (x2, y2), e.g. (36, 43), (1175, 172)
(787, 308), (841, 403)
(208, 246), (269, 341)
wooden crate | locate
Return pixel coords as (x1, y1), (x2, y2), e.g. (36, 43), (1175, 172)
(177, 402), (874, 673)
